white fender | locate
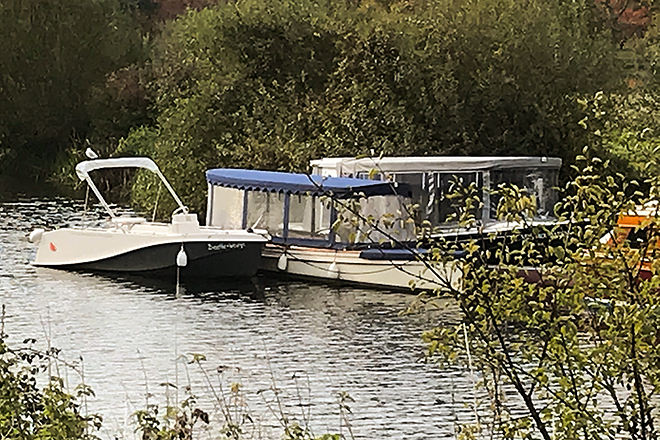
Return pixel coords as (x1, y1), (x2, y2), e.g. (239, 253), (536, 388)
(28, 229), (45, 244)
(328, 261), (339, 279)
(176, 245), (188, 267)
(277, 253), (288, 271)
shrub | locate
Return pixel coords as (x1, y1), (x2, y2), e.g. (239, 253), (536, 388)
(0, 323), (101, 440)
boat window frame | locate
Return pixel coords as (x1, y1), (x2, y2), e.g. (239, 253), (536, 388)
(238, 189), (340, 247)
(384, 170), (486, 225)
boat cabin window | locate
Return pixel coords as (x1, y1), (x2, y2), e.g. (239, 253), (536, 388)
(388, 173), (426, 224)
(334, 195), (416, 245)
(287, 194), (332, 240)
(245, 191), (285, 236)
(622, 226), (659, 251)
(208, 186), (244, 229)
(625, 227), (648, 249)
(391, 172), (483, 225)
(436, 173), (482, 223)
(490, 168), (558, 219)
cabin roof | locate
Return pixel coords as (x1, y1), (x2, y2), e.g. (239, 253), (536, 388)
(310, 156), (562, 173)
(206, 168), (411, 198)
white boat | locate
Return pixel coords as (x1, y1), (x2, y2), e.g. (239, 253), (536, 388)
(204, 169), (462, 291)
(310, 156), (562, 235)
(29, 157), (267, 278)
(311, 156), (566, 283)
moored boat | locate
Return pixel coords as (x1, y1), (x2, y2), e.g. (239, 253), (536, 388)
(205, 168), (462, 291)
(29, 157), (267, 278)
(312, 156), (567, 281)
(599, 201), (658, 280)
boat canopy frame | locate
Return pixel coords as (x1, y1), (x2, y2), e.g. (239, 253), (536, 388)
(75, 157), (187, 218)
(205, 168), (411, 198)
(206, 169), (414, 249)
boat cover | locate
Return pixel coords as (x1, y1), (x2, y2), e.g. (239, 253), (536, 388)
(206, 169), (412, 198)
(311, 156), (562, 174)
(359, 248), (467, 260)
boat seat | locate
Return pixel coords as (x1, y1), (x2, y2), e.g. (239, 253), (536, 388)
(359, 248), (426, 261)
(111, 216), (147, 225)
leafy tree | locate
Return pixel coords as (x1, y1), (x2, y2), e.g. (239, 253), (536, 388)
(0, 0), (144, 179)
(421, 151), (660, 439)
(120, 0), (624, 215)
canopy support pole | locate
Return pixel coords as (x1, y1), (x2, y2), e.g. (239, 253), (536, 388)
(241, 190), (249, 229)
(84, 177), (116, 218)
(153, 168), (187, 214)
(282, 194), (290, 240)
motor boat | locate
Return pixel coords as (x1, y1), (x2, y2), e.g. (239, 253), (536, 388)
(311, 155), (567, 283)
(204, 168), (462, 291)
(29, 157), (267, 278)
(597, 200), (658, 281)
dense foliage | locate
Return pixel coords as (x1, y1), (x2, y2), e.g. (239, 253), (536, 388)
(0, 0), (147, 180)
(117, 0), (631, 213)
(1, 0), (656, 215)
(0, 325), (100, 439)
(421, 152), (660, 439)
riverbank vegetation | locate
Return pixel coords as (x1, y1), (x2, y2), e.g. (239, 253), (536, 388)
(421, 152), (659, 438)
(0, 0), (657, 213)
(0, 319), (347, 440)
(0, 313), (101, 439)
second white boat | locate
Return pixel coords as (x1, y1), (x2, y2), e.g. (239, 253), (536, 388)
(204, 168), (462, 291)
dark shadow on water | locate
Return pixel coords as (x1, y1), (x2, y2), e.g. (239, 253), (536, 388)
(32, 264), (269, 302)
(87, 270), (267, 301)
(258, 268), (406, 295)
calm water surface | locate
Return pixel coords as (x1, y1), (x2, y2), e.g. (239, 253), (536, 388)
(0, 196), (477, 439)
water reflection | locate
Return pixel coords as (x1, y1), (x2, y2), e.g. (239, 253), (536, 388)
(0, 197), (473, 439)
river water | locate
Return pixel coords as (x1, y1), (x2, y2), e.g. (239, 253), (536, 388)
(0, 195), (480, 439)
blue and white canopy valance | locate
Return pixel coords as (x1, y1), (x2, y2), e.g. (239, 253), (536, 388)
(206, 169), (411, 199)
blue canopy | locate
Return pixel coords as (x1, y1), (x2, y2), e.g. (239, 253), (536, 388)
(206, 168), (411, 198)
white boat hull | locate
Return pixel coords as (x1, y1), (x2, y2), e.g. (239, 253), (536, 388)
(261, 244), (461, 291)
(33, 224), (265, 278)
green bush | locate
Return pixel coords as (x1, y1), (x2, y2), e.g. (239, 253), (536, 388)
(0, 331), (101, 440)
(120, 0), (624, 215)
